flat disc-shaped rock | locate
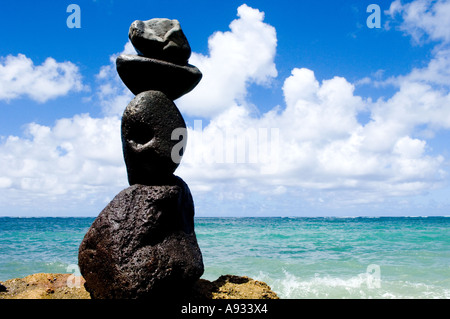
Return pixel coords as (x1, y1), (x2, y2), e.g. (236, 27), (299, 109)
(129, 18), (191, 65)
(116, 54), (202, 100)
(122, 90), (187, 185)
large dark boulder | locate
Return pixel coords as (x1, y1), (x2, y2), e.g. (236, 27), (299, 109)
(78, 177), (204, 299)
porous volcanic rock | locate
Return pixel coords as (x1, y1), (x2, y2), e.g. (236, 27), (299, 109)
(78, 16), (205, 301)
(0, 274), (279, 300)
(192, 275), (280, 300)
(121, 90), (187, 186)
(78, 178), (204, 300)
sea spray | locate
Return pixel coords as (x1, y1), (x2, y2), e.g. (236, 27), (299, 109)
(254, 270), (450, 299)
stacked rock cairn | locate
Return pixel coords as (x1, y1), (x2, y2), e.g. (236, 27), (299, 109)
(78, 18), (204, 300)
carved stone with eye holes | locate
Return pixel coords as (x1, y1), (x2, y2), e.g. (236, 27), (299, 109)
(121, 90), (187, 185)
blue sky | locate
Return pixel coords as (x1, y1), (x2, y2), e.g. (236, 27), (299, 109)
(1, 0), (450, 216)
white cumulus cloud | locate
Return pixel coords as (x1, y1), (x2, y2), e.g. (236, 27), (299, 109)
(177, 4), (278, 118)
(0, 54), (85, 103)
(2, 2), (450, 215)
(178, 66), (446, 206)
(0, 114), (126, 213)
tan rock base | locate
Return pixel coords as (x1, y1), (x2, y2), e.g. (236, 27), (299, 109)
(0, 273), (278, 299)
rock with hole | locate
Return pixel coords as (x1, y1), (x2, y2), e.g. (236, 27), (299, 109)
(121, 90), (187, 185)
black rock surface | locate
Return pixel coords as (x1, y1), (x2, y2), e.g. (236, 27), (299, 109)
(78, 177), (204, 300)
(79, 17), (204, 301)
(128, 18), (191, 65)
(116, 54), (202, 100)
(121, 90), (187, 186)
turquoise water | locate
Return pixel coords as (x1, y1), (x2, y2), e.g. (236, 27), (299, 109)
(1, 217), (449, 298)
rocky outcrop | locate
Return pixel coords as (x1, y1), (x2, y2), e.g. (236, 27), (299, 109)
(78, 181), (203, 299)
(0, 273), (90, 299)
(192, 275), (279, 300)
(0, 274), (279, 300)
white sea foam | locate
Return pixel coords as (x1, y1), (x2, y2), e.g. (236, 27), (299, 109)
(254, 270), (450, 299)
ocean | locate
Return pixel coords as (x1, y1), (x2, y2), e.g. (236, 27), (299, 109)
(0, 216), (449, 299)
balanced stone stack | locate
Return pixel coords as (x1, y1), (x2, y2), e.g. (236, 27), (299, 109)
(78, 18), (204, 300)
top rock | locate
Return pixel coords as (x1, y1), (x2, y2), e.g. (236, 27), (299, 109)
(129, 18), (191, 65)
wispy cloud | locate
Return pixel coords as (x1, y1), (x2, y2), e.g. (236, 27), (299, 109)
(387, 0), (450, 45)
(95, 41), (136, 116)
(359, 1), (450, 88)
